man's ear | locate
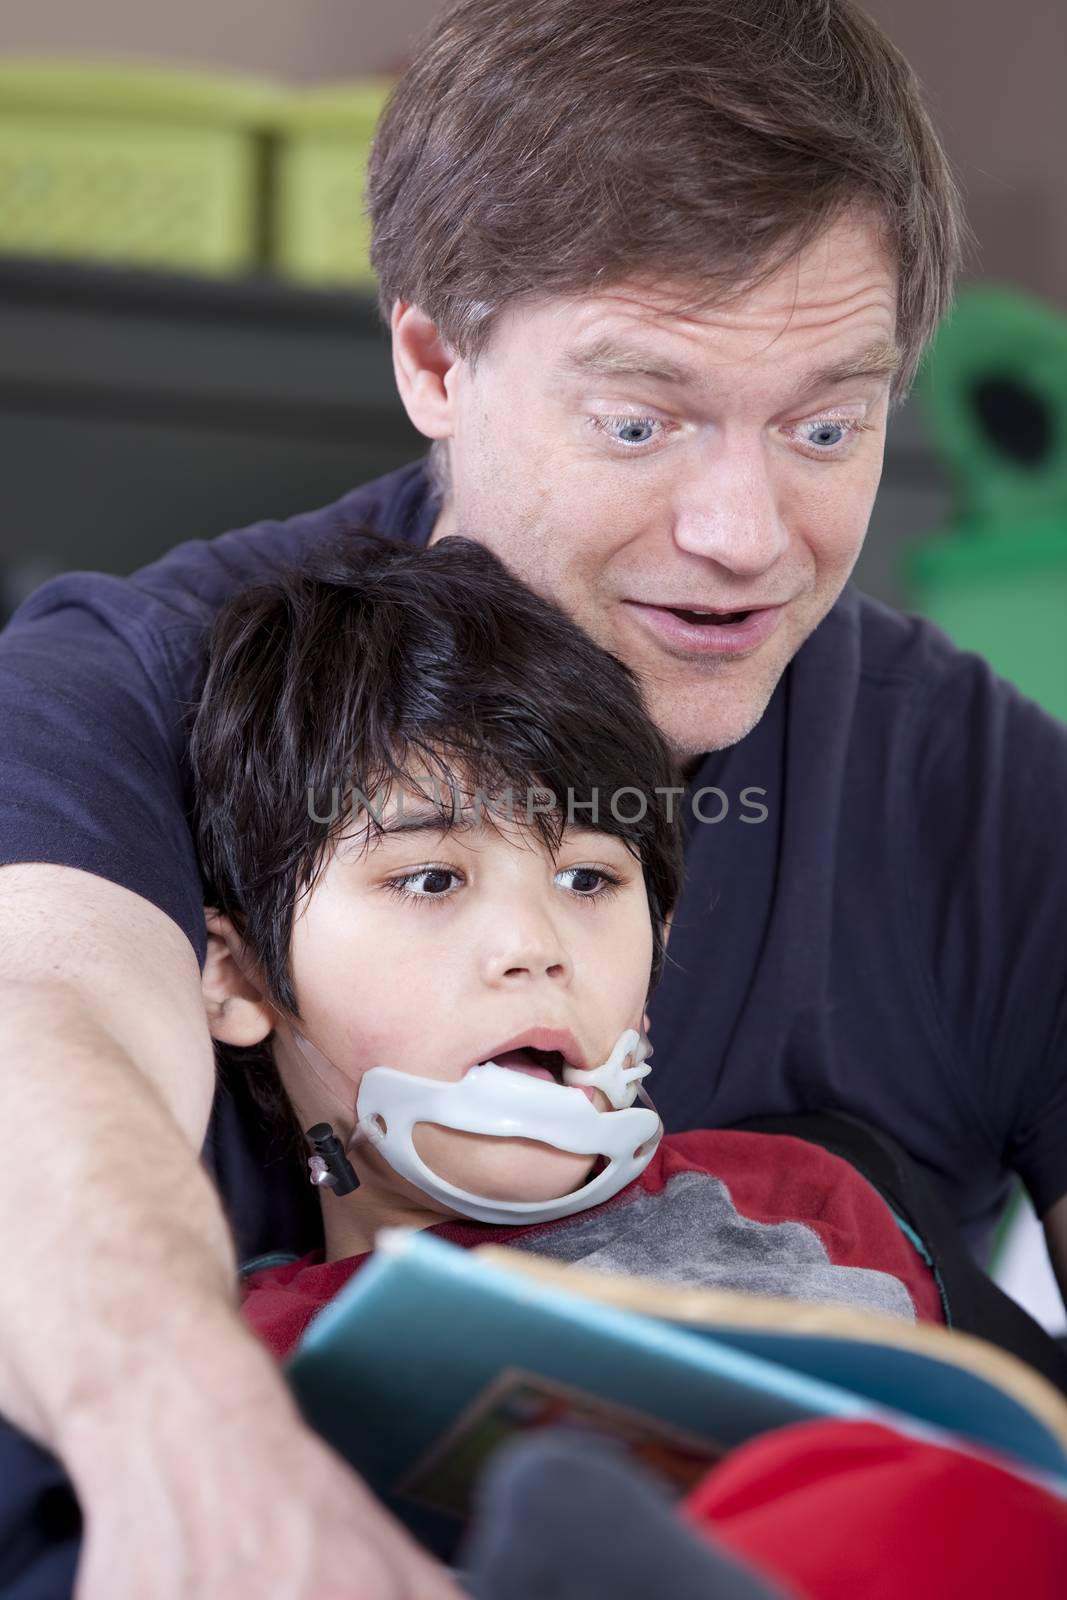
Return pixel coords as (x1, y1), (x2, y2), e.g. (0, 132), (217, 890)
(390, 300), (464, 443)
(201, 908), (275, 1048)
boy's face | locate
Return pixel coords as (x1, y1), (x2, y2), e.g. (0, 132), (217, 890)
(205, 789), (655, 1253)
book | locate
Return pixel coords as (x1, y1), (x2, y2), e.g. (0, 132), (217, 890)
(286, 1227), (1067, 1560)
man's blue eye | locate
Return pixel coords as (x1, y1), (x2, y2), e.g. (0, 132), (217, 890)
(614, 419), (656, 445)
(592, 415), (660, 447)
(808, 422), (848, 448)
(798, 416), (872, 454)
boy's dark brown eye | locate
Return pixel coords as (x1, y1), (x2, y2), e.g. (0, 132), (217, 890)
(421, 869), (454, 895)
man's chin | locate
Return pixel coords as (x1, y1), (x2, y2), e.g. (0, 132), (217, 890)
(652, 674), (784, 763)
(596, 600), (808, 761)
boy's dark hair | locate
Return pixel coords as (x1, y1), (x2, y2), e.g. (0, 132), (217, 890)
(370, 0), (969, 415)
(190, 532), (684, 1131)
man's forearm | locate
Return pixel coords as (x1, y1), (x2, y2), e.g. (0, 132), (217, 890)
(0, 979), (279, 1459)
(0, 972), (459, 1600)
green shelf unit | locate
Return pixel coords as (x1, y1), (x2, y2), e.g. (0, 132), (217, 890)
(271, 79), (395, 290)
(907, 287), (1067, 723)
(0, 58), (280, 276)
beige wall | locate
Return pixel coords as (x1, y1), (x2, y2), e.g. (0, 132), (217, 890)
(864, 0), (1066, 308)
(2, 0), (1063, 307)
(0, 0), (441, 81)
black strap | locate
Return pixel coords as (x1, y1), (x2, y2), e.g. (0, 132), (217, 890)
(726, 1109), (1067, 1400)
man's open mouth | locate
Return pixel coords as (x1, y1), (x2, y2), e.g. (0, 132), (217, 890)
(667, 607), (754, 626)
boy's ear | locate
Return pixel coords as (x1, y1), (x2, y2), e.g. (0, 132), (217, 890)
(201, 908), (275, 1048)
(643, 915), (674, 1035)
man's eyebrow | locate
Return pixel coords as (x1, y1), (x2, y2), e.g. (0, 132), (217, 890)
(559, 339), (702, 388)
(791, 340), (903, 400)
(558, 337), (903, 398)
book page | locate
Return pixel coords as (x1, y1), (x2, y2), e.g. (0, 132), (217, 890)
(473, 1244), (1067, 1447)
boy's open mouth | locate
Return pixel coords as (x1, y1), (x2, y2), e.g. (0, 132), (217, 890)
(478, 1045), (566, 1083)
(471, 1043), (603, 1105)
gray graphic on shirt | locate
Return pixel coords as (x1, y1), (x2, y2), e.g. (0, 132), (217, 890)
(510, 1170), (917, 1322)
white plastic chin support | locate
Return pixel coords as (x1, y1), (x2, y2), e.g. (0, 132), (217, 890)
(350, 1028), (662, 1226)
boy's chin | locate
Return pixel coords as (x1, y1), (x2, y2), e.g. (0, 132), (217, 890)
(412, 1127), (598, 1209)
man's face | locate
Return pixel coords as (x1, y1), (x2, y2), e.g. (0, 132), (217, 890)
(269, 793), (653, 1249)
(426, 211), (898, 757)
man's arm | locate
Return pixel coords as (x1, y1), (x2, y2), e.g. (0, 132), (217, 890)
(1042, 1194), (1067, 1317)
(0, 864), (237, 1443)
(0, 864), (460, 1599)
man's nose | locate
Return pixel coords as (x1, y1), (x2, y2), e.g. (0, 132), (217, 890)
(479, 909), (573, 987)
(671, 439), (790, 577)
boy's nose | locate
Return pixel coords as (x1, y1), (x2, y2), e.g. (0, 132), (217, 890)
(480, 917), (573, 988)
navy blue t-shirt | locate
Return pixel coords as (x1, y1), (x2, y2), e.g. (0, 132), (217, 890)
(3, 458), (1066, 1265)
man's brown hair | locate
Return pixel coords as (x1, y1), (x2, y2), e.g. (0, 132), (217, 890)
(369, 0), (968, 409)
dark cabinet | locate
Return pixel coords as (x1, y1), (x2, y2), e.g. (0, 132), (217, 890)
(0, 255), (425, 614)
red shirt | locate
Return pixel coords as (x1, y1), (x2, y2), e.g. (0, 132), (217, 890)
(241, 1130), (942, 1359)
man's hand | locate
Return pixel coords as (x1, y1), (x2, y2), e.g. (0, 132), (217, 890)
(64, 1332), (465, 1600)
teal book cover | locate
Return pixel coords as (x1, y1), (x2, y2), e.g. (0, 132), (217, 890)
(287, 1228), (1067, 1559)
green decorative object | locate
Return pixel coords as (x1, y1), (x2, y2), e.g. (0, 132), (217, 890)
(270, 79), (394, 289)
(0, 58), (279, 275)
(907, 286), (1067, 724)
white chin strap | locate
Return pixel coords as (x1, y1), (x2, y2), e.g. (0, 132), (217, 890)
(301, 1027), (662, 1226)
